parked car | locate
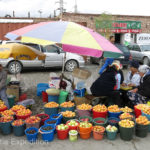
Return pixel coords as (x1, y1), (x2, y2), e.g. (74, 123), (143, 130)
(90, 43), (132, 67)
(0, 42), (85, 74)
(127, 44), (150, 65)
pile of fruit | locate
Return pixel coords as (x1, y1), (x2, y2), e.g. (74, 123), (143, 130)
(106, 125), (118, 132)
(57, 124), (69, 130)
(16, 109), (31, 116)
(93, 104), (107, 112)
(79, 122), (92, 128)
(25, 116), (41, 124)
(142, 107), (150, 115)
(11, 105), (26, 113)
(67, 120), (79, 126)
(44, 102), (59, 108)
(119, 119), (134, 128)
(1, 110), (15, 116)
(120, 113), (133, 120)
(0, 103), (7, 110)
(93, 125), (105, 132)
(60, 101), (75, 107)
(61, 111), (75, 117)
(0, 115), (13, 123)
(120, 106), (133, 113)
(77, 104), (92, 110)
(136, 116), (150, 125)
(135, 104), (149, 111)
(108, 105), (120, 113)
(12, 119), (24, 126)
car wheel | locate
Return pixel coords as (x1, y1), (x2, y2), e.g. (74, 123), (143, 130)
(8, 61), (22, 74)
(65, 60), (78, 72)
(143, 57), (150, 66)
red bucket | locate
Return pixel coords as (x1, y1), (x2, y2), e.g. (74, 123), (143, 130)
(92, 109), (108, 119)
(134, 106), (141, 118)
(66, 120), (79, 131)
(36, 113), (49, 126)
(56, 126), (69, 140)
(42, 92), (48, 103)
(0, 106), (8, 112)
(16, 112), (32, 120)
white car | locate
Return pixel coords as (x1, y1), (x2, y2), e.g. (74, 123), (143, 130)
(0, 42), (85, 74)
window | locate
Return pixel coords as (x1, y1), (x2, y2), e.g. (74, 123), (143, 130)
(133, 45), (141, 51)
(127, 45), (133, 50)
(44, 45), (58, 53)
(23, 43), (40, 51)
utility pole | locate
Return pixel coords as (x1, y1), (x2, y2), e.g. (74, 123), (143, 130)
(74, 0), (78, 13)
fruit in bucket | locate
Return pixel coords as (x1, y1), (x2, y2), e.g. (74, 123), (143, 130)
(93, 126), (105, 132)
(67, 120), (78, 126)
(135, 104), (149, 111)
(120, 113), (133, 120)
(0, 100), (4, 105)
(119, 119), (134, 128)
(44, 102), (59, 108)
(0, 115), (13, 122)
(61, 111), (75, 117)
(11, 105), (26, 112)
(25, 116), (41, 124)
(12, 119), (24, 126)
(108, 105), (120, 113)
(93, 104), (107, 112)
(77, 103), (92, 110)
(79, 122), (92, 128)
(120, 106), (133, 113)
(60, 101), (75, 107)
(80, 118), (89, 122)
(136, 115), (150, 125)
(143, 107), (150, 115)
(57, 124), (69, 130)
(1, 110), (15, 116)
(16, 109), (31, 116)
(0, 103), (7, 109)
(106, 125), (117, 132)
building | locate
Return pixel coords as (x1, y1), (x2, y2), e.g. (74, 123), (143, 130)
(62, 12), (150, 45)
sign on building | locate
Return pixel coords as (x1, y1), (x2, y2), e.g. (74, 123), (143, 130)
(137, 33), (150, 44)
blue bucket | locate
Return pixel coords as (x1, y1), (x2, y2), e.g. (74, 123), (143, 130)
(108, 111), (122, 118)
(0, 121), (12, 135)
(142, 111), (150, 132)
(44, 107), (59, 116)
(40, 125), (55, 142)
(44, 119), (58, 126)
(50, 114), (63, 124)
(48, 95), (59, 103)
(60, 106), (75, 112)
(108, 117), (120, 128)
(106, 130), (118, 140)
(12, 124), (25, 136)
(37, 83), (49, 96)
(25, 127), (38, 143)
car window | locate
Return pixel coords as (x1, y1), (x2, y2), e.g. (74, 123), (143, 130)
(140, 45), (150, 51)
(133, 45), (141, 51)
(44, 45), (58, 53)
(127, 45), (133, 50)
(23, 43), (40, 51)
(115, 44), (129, 53)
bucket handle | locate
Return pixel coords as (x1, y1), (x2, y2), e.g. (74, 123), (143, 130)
(38, 129), (54, 134)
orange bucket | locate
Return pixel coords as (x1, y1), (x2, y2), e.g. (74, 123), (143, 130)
(93, 126), (105, 140)
(79, 130), (92, 139)
(78, 123), (92, 133)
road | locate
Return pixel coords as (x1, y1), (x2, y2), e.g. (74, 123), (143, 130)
(4, 64), (150, 150)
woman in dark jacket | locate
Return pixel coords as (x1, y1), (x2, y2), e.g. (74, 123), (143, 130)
(127, 65), (150, 105)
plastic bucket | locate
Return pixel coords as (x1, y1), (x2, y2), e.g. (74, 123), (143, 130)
(108, 111), (122, 118)
(44, 107), (59, 116)
(8, 96), (15, 108)
(93, 128), (105, 140)
(48, 95), (59, 103)
(66, 120), (79, 131)
(93, 117), (107, 127)
(79, 116), (93, 123)
(141, 111), (150, 132)
(0, 106), (8, 112)
(108, 117), (120, 128)
(106, 130), (118, 140)
(42, 92), (48, 103)
(79, 130), (91, 139)
(78, 123), (92, 133)
(39, 125), (55, 142)
(0, 121), (12, 135)
(25, 127), (38, 143)
(26, 120), (41, 129)
(63, 116), (75, 124)
(50, 114), (63, 125)
(60, 106), (75, 112)
(56, 126), (69, 140)
(69, 130), (78, 142)
(12, 124), (25, 136)
(44, 119), (58, 126)
(58, 90), (68, 104)
(16, 112), (32, 120)
(77, 109), (91, 117)
(135, 124), (149, 138)
(36, 114), (49, 126)
(134, 106), (141, 118)
(92, 110), (108, 119)
(119, 125), (134, 141)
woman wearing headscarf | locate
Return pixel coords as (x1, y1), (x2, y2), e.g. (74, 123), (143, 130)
(127, 65), (150, 105)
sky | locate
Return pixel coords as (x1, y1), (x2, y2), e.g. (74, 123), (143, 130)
(0, 0), (150, 18)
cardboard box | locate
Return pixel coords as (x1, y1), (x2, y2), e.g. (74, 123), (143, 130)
(7, 85), (19, 102)
(72, 68), (91, 79)
(74, 96), (91, 106)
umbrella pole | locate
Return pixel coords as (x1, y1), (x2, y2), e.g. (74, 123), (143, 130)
(62, 52), (66, 76)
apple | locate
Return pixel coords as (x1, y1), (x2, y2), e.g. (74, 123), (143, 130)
(79, 122), (92, 128)
(106, 125), (117, 132)
(57, 124), (69, 130)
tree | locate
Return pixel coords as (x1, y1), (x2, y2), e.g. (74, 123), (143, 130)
(95, 12), (114, 39)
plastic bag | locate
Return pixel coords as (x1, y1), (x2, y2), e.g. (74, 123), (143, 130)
(17, 99), (35, 107)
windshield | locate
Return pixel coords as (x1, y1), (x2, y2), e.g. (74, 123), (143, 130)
(140, 45), (150, 51)
(115, 44), (129, 53)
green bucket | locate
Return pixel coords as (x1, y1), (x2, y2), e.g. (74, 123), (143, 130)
(8, 96), (16, 108)
(58, 90), (68, 104)
(106, 130), (118, 140)
(119, 125), (134, 141)
(93, 117), (107, 127)
(79, 116), (93, 123)
(135, 124), (149, 138)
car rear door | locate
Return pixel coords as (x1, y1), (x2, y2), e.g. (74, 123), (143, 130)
(44, 45), (64, 67)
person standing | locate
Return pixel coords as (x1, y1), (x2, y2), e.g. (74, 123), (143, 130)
(0, 64), (9, 108)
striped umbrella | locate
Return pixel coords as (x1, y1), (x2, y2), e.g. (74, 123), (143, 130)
(5, 21), (122, 58)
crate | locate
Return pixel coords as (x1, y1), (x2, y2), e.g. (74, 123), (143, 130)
(7, 85), (19, 102)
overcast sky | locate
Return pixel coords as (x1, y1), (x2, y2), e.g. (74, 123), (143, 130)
(0, 0), (150, 18)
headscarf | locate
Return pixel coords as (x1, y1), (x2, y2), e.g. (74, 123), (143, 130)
(138, 65), (150, 74)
